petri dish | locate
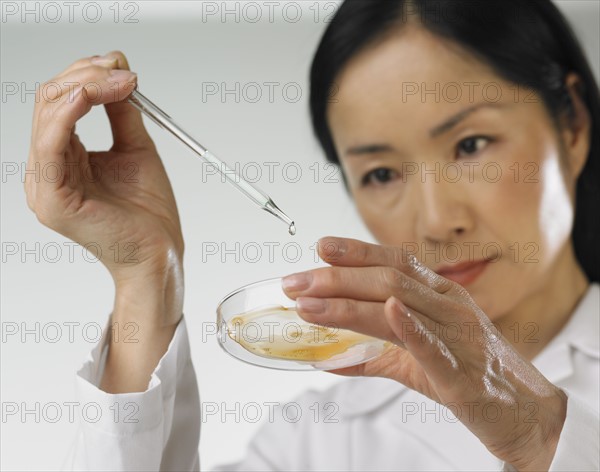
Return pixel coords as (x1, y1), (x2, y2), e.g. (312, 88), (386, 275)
(216, 277), (391, 371)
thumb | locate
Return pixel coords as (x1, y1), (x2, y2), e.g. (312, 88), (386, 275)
(102, 50), (153, 152)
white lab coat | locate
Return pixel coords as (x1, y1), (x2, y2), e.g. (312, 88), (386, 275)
(63, 284), (600, 471)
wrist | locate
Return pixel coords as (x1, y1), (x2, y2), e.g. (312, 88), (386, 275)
(112, 250), (184, 328)
(510, 387), (568, 471)
(101, 253), (184, 393)
(100, 319), (179, 393)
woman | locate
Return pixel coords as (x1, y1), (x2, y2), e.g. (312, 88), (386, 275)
(25, 0), (598, 470)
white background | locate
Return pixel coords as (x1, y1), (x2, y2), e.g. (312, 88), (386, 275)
(1, 1), (598, 470)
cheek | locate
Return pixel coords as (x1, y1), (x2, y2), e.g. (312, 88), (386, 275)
(471, 136), (574, 303)
(475, 159), (541, 241)
(343, 163), (412, 245)
(353, 192), (413, 246)
(346, 122), (574, 269)
(492, 139), (573, 254)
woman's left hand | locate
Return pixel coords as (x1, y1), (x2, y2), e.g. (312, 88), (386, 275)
(282, 236), (567, 471)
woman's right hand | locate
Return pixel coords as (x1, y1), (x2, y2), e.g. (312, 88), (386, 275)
(25, 51), (185, 391)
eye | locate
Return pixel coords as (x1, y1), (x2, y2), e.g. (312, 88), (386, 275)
(456, 136), (492, 158)
(361, 167), (399, 187)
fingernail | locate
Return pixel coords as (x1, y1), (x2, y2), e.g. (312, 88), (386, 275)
(319, 238), (346, 261)
(91, 55), (118, 66)
(391, 297), (424, 331)
(107, 69), (136, 83)
(282, 272), (312, 292)
(297, 297), (326, 315)
(389, 296), (407, 316)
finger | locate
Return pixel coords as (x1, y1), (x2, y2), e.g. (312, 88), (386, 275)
(28, 85), (81, 204)
(27, 55), (116, 213)
(51, 51), (152, 152)
(35, 65), (137, 155)
(99, 50), (154, 152)
(34, 62), (136, 139)
(34, 54), (119, 135)
(317, 236), (453, 294)
(283, 265), (457, 323)
(385, 296), (460, 392)
(31, 56), (117, 140)
(296, 296), (440, 347)
(33, 66), (137, 203)
(295, 297), (398, 343)
(324, 345), (407, 378)
(54, 54), (119, 79)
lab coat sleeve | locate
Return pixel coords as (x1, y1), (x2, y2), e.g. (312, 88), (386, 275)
(501, 389), (600, 472)
(548, 389), (600, 471)
(63, 314), (201, 472)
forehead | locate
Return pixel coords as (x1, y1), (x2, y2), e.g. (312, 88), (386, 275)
(327, 27), (509, 139)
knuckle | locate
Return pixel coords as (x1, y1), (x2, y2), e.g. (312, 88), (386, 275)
(437, 277), (469, 299)
(36, 81), (55, 107)
(322, 267), (341, 287)
(452, 283), (471, 300)
(356, 241), (371, 262)
(327, 299), (352, 328)
(382, 267), (404, 289)
(431, 272), (455, 294)
(81, 65), (110, 85)
(341, 298), (356, 319)
(40, 80), (62, 102)
(88, 64), (110, 75)
(69, 57), (89, 70)
(391, 246), (409, 267)
(38, 101), (57, 122)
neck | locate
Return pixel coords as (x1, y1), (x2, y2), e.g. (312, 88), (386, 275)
(494, 244), (589, 361)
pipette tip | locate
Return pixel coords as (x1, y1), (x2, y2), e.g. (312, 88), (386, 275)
(264, 200), (295, 236)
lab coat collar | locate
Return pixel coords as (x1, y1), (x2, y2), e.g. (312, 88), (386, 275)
(565, 282), (599, 357)
(532, 282), (600, 384)
(339, 283), (599, 418)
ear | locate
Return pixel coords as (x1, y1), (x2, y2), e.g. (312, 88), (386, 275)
(560, 73), (591, 180)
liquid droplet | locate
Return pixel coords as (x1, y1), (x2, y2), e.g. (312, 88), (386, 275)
(289, 222), (296, 236)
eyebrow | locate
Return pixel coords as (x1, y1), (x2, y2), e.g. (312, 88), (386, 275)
(345, 143), (395, 156)
(344, 102), (504, 156)
(429, 102), (504, 138)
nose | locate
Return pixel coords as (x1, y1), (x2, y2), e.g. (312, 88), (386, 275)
(414, 177), (473, 243)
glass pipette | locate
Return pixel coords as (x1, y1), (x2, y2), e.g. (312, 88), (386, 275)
(127, 88), (296, 235)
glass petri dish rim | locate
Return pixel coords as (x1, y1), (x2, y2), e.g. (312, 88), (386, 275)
(215, 276), (390, 371)
(216, 276), (317, 371)
(216, 276), (289, 317)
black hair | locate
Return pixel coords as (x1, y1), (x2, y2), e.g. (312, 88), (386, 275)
(309, 0), (599, 282)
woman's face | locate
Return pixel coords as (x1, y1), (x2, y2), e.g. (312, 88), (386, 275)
(327, 27), (583, 319)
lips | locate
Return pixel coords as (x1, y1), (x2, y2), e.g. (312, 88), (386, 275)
(436, 260), (490, 286)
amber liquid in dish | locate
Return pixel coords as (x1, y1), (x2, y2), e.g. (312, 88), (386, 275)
(226, 305), (388, 363)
